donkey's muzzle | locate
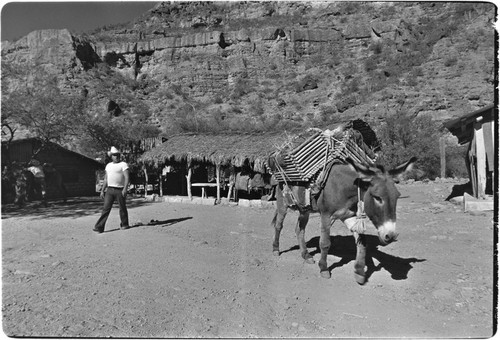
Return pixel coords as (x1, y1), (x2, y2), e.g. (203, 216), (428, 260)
(378, 221), (398, 246)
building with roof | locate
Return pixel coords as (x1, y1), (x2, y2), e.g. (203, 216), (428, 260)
(140, 131), (285, 201)
(443, 104), (496, 210)
(2, 138), (104, 199)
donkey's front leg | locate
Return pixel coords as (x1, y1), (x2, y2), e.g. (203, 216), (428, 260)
(295, 210), (314, 264)
(353, 232), (367, 285)
(318, 212), (332, 278)
(271, 207), (287, 256)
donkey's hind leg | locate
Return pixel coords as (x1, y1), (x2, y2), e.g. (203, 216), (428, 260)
(295, 210), (314, 264)
(318, 212), (333, 278)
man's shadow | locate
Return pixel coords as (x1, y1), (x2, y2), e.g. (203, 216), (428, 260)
(105, 217), (193, 232)
(281, 235), (426, 282)
(145, 217), (193, 227)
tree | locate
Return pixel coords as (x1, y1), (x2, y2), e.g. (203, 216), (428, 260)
(1, 61), (21, 144)
(376, 110), (442, 179)
(2, 63), (86, 156)
(2, 59), (161, 161)
(67, 63), (161, 159)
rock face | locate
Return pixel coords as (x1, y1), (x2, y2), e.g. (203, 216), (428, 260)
(1, 1), (496, 135)
(2, 29), (99, 70)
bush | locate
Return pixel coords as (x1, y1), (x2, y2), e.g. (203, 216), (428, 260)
(376, 112), (443, 179)
(316, 106), (341, 125)
(445, 142), (469, 178)
(444, 56), (458, 67)
(230, 78), (253, 100)
(293, 74), (318, 93)
(170, 84), (184, 96)
(370, 42), (383, 55)
(364, 58), (378, 72)
(335, 94), (357, 113)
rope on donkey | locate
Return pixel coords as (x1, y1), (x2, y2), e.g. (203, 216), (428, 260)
(273, 155), (300, 207)
(351, 184), (367, 234)
(345, 183), (367, 234)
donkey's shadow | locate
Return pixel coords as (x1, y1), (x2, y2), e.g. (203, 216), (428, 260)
(282, 235), (426, 282)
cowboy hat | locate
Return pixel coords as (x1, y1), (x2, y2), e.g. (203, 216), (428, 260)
(107, 146), (121, 156)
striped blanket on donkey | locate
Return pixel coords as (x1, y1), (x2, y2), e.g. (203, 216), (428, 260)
(267, 119), (380, 210)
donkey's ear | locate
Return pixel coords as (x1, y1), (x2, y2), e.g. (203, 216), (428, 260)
(389, 157), (417, 181)
(345, 157), (378, 181)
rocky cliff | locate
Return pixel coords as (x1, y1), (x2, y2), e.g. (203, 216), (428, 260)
(1, 1), (496, 137)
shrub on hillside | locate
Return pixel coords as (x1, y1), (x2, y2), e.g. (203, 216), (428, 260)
(293, 74), (319, 93)
(444, 56), (458, 67)
(170, 84), (185, 97)
(376, 111), (443, 180)
(230, 78), (253, 100)
(364, 58), (379, 72)
(249, 97), (265, 116)
(335, 94), (357, 113)
(370, 41), (383, 55)
(315, 106), (342, 126)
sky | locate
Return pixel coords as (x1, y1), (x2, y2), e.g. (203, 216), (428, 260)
(1, 1), (158, 42)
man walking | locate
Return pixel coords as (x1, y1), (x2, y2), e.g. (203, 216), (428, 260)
(93, 146), (130, 233)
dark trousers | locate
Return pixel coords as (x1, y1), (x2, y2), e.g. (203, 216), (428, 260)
(94, 187), (129, 231)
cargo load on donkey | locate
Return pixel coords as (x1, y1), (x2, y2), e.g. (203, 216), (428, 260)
(267, 119), (381, 211)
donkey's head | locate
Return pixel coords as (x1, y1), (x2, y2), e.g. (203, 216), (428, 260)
(347, 157), (417, 245)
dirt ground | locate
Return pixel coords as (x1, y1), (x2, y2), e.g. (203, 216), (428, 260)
(1, 180), (495, 338)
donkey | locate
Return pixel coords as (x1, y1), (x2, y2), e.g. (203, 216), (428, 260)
(271, 157), (416, 284)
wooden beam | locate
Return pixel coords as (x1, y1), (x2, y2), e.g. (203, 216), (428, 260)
(474, 122), (486, 199)
(464, 192), (493, 212)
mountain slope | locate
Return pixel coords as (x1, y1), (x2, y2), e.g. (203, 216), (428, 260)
(1, 1), (496, 142)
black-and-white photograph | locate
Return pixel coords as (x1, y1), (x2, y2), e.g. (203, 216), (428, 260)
(1, 1), (496, 338)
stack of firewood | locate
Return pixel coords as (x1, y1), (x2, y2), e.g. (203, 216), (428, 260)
(269, 125), (377, 183)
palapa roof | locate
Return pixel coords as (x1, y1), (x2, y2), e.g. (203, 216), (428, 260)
(139, 132), (288, 172)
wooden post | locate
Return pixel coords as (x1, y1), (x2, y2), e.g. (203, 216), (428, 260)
(142, 164), (149, 198)
(439, 137), (446, 178)
(186, 164), (192, 200)
(468, 139), (477, 197)
(216, 164), (221, 203)
(227, 168), (234, 200)
(475, 119), (486, 199)
(489, 121), (495, 195)
(159, 172), (163, 197)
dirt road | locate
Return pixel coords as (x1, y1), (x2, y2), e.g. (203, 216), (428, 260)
(2, 180), (495, 338)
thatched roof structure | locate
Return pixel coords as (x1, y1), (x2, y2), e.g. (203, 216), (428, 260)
(139, 132), (289, 172)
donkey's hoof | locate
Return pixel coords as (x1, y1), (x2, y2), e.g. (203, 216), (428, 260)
(304, 257), (315, 264)
(320, 271), (331, 279)
(354, 272), (366, 285)
(273, 250), (280, 257)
